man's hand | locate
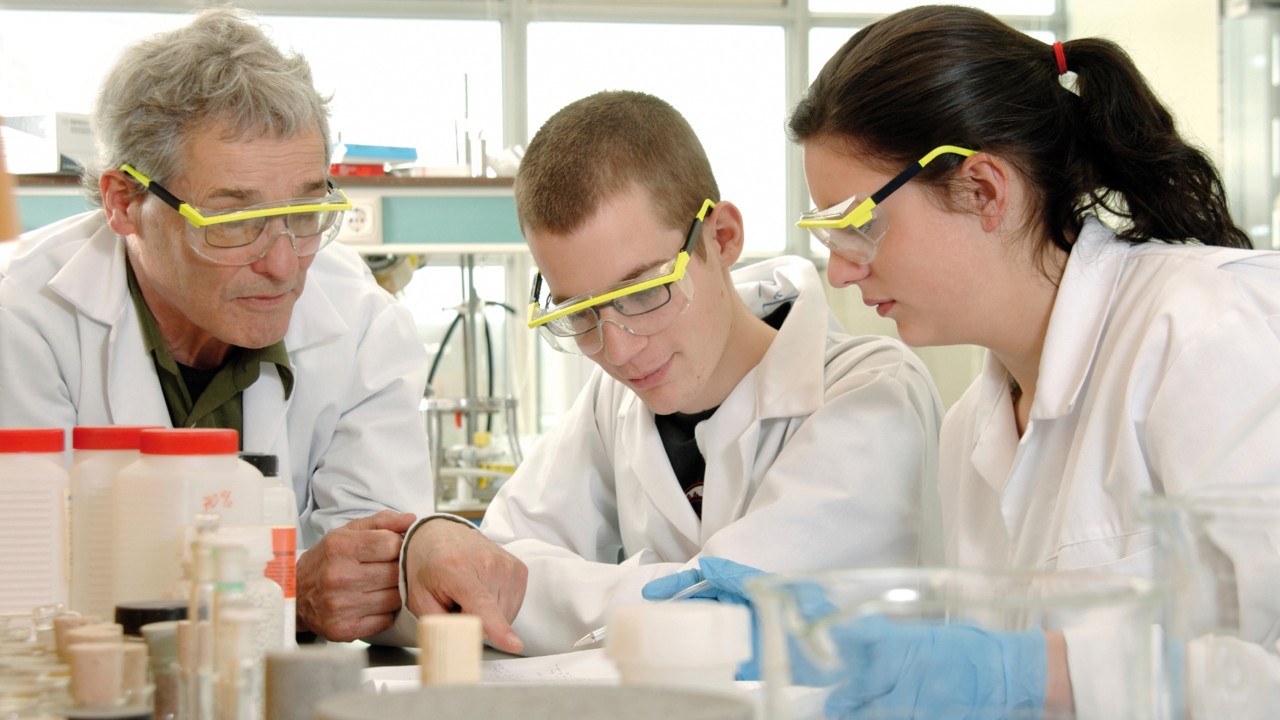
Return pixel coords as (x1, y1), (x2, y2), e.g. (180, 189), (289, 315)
(296, 510), (415, 642)
(404, 518), (528, 654)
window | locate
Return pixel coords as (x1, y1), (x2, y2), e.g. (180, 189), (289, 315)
(0, 11), (501, 168)
(527, 21), (786, 256)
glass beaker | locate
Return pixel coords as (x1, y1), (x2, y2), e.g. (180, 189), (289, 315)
(746, 567), (1161, 720)
(1147, 485), (1280, 720)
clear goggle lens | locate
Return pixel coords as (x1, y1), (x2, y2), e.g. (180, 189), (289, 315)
(536, 271), (694, 356)
(800, 194), (890, 265)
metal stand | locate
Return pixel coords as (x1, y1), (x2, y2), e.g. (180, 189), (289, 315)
(424, 256), (523, 513)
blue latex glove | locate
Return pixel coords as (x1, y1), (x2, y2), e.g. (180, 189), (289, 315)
(641, 556), (762, 606)
(642, 557), (767, 679)
(825, 615), (1046, 720)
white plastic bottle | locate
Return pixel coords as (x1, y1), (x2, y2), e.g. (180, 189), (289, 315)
(212, 541), (278, 720)
(212, 526), (284, 659)
(112, 428), (264, 604)
(239, 453), (297, 648)
(70, 426), (155, 619)
(0, 428), (69, 614)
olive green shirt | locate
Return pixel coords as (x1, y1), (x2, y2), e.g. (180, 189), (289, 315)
(126, 259), (294, 445)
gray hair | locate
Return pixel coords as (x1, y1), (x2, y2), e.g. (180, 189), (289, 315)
(84, 5), (332, 205)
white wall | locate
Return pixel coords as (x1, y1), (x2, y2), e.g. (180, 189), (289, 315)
(828, 0), (1223, 410)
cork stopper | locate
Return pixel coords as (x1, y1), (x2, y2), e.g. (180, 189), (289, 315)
(69, 641), (124, 708)
(55, 615), (103, 664)
(417, 615), (482, 686)
(66, 623), (125, 651)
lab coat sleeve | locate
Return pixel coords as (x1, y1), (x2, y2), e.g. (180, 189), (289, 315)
(479, 370), (639, 655)
(1143, 308), (1280, 490)
(297, 293), (435, 544)
(482, 340), (941, 656)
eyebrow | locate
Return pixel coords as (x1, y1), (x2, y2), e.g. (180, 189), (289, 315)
(200, 178), (330, 205)
(548, 256), (669, 305)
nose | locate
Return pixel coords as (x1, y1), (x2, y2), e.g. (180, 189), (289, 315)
(250, 221), (303, 278)
(826, 251), (871, 288)
(597, 317), (646, 367)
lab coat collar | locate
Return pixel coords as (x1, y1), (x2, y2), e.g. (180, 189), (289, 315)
(733, 256), (830, 421)
(48, 216), (132, 327)
(1033, 217), (1126, 419)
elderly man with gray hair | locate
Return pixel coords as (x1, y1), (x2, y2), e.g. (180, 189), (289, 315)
(0, 6), (526, 650)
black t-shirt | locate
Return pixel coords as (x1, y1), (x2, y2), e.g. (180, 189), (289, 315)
(653, 301), (793, 518)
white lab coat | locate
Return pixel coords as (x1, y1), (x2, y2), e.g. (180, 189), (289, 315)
(941, 217), (1280, 718)
(482, 255), (943, 656)
(0, 212), (435, 547)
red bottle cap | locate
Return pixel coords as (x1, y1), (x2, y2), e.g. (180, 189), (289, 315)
(0, 428), (66, 453)
(73, 426), (161, 451)
(139, 428), (238, 456)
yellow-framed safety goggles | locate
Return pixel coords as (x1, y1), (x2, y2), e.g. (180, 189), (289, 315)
(120, 163), (352, 266)
(797, 145), (976, 264)
(527, 198), (715, 331)
(121, 164), (351, 229)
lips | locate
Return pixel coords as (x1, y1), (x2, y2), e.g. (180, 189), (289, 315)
(625, 356), (673, 390)
(863, 297), (895, 317)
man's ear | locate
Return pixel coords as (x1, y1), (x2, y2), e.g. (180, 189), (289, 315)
(704, 200), (746, 269)
(100, 169), (143, 237)
(957, 153), (1011, 233)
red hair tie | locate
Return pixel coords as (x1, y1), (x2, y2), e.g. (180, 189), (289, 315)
(1053, 41), (1068, 75)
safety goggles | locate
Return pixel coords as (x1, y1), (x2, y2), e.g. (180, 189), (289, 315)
(527, 199), (715, 356)
(797, 145), (976, 264)
(120, 164), (352, 266)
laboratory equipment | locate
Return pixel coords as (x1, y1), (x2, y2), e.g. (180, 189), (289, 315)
(264, 646), (367, 720)
(113, 429), (264, 604)
(142, 621), (181, 720)
(747, 567), (1161, 720)
(238, 453), (297, 649)
(605, 602), (750, 691)
(315, 686), (754, 720)
(72, 426), (156, 619)
(423, 256), (523, 513)
(417, 614), (482, 686)
(1148, 485), (1280, 720)
(576, 578), (713, 647)
(0, 428), (69, 614)
(68, 641), (125, 708)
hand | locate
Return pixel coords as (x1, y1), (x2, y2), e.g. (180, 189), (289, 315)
(641, 556), (765, 606)
(295, 510), (415, 642)
(825, 616), (1046, 720)
(642, 557), (768, 679)
(404, 518), (528, 654)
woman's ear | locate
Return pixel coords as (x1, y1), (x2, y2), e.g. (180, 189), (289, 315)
(100, 170), (143, 237)
(704, 200), (746, 269)
(958, 153), (1011, 232)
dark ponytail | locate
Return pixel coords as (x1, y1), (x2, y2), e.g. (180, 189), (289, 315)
(789, 5), (1251, 256)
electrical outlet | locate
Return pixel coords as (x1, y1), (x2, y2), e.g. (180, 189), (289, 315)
(337, 198), (381, 244)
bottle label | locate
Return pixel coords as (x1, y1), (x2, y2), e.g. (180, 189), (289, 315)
(266, 527), (296, 599)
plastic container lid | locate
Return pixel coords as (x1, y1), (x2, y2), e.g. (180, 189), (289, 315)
(239, 452), (278, 477)
(73, 426), (159, 451)
(114, 599), (189, 636)
(139, 428), (238, 456)
(0, 428), (65, 453)
(605, 602), (751, 668)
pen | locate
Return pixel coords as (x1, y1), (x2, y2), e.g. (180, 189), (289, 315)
(573, 578), (714, 648)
